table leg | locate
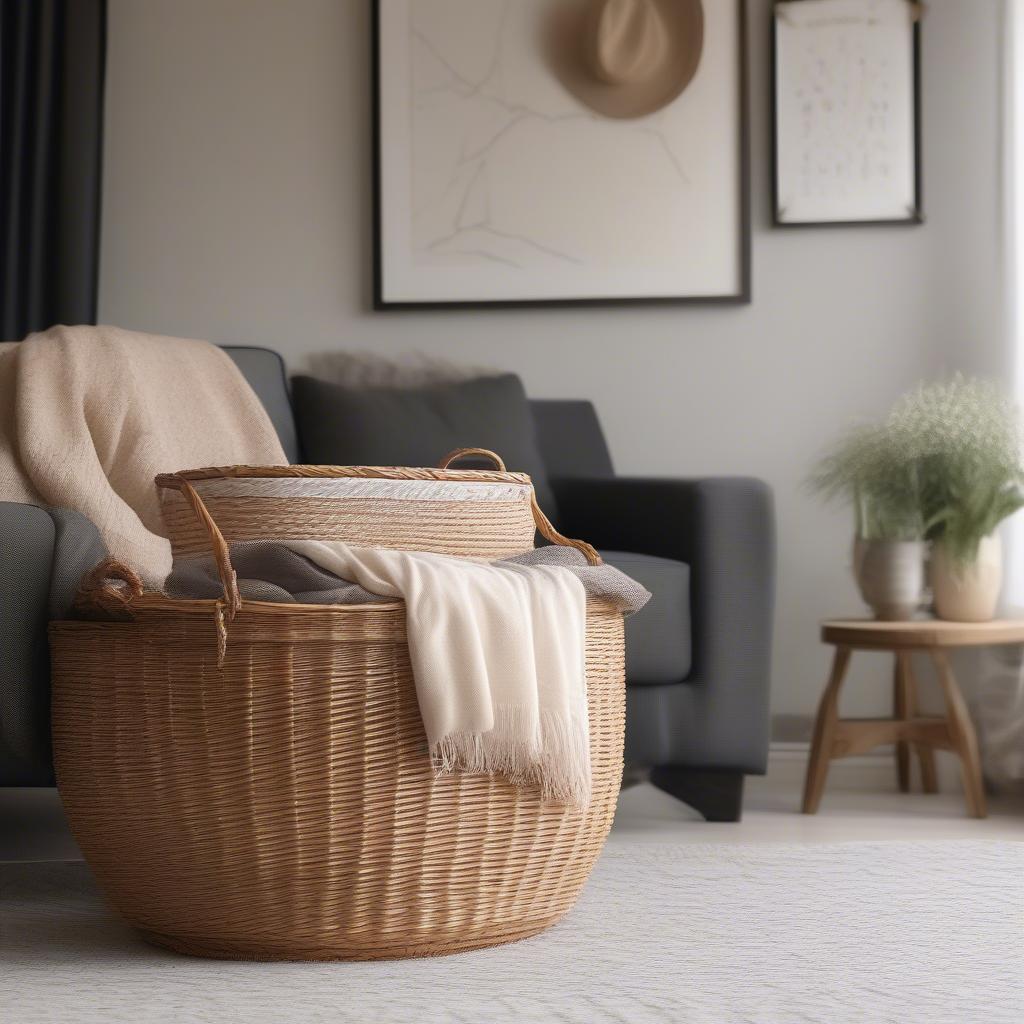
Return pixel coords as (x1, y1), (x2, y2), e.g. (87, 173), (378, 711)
(802, 646), (851, 814)
(928, 649), (988, 818)
(893, 654), (911, 792)
(902, 653), (938, 793)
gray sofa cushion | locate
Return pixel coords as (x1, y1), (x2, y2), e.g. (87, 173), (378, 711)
(600, 550), (691, 685)
(0, 504), (105, 785)
(291, 373), (558, 518)
(47, 508), (109, 618)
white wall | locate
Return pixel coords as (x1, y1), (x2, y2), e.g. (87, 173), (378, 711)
(99, 0), (1006, 721)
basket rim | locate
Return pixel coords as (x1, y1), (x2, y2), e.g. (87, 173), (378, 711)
(61, 592), (406, 621)
(55, 592), (620, 623)
(155, 464), (534, 489)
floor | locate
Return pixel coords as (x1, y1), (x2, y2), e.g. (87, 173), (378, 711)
(4, 764), (1024, 863)
(3, 770), (1022, 1024)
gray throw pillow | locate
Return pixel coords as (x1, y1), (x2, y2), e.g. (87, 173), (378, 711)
(290, 374), (558, 518)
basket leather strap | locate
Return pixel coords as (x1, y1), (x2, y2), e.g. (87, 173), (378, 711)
(439, 449), (602, 567)
(171, 475), (243, 618)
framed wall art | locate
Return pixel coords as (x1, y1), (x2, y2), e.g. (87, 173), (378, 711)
(372, 0), (750, 309)
(772, 0), (922, 227)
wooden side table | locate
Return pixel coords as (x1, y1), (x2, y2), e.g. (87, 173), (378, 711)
(803, 619), (1024, 819)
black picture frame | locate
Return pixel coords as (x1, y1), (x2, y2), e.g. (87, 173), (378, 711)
(372, 0), (751, 310)
(770, 0), (923, 228)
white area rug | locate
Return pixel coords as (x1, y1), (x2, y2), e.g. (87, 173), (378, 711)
(2, 842), (1021, 1024)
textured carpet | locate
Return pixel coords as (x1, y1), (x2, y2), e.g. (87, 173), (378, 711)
(1, 841), (1021, 1024)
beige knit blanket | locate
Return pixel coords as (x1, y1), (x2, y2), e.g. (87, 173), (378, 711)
(0, 325), (288, 586)
(282, 540), (593, 807)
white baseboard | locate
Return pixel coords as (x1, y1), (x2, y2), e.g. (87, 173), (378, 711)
(767, 742), (962, 794)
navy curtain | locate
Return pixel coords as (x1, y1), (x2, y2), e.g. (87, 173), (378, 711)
(0, 0), (105, 340)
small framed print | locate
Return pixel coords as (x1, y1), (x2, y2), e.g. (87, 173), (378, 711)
(373, 0), (751, 308)
(772, 0), (922, 227)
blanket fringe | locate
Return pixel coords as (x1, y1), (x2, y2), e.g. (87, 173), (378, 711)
(430, 706), (592, 808)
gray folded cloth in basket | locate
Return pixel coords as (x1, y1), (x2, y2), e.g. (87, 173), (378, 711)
(165, 541), (651, 615)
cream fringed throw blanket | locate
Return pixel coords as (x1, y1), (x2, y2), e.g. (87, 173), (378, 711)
(0, 325), (288, 586)
(283, 540), (594, 807)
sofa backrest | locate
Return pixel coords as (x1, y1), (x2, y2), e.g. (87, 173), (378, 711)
(222, 346), (299, 462)
(530, 400), (614, 479)
(222, 345), (614, 481)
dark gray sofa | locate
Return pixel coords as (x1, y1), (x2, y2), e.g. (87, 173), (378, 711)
(0, 346), (774, 820)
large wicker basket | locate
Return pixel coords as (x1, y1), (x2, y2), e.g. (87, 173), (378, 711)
(50, 451), (625, 961)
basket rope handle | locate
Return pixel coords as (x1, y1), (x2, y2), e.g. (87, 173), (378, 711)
(73, 557), (145, 618)
(438, 448), (507, 471)
(438, 449), (602, 566)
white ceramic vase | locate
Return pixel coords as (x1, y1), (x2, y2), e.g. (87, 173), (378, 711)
(931, 533), (1003, 623)
(852, 537), (926, 621)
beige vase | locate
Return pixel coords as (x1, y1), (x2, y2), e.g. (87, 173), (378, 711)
(931, 534), (1003, 623)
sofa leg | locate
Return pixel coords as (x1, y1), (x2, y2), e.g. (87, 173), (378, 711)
(649, 767), (745, 822)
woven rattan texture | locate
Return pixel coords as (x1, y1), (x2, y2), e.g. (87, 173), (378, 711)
(160, 494), (538, 561)
(50, 599), (624, 961)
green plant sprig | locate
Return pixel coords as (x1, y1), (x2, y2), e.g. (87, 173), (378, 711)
(809, 374), (1024, 564)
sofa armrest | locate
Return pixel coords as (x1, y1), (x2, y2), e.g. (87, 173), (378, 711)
(0, 503), (105, 785)
(552, 476), (776, 768)
(0, 503), (59, 784)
